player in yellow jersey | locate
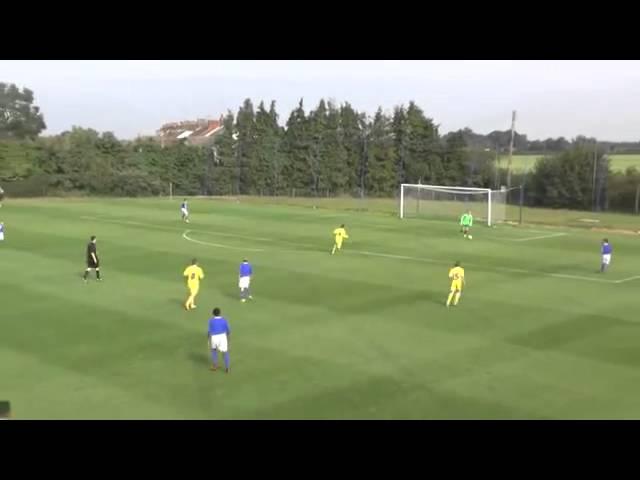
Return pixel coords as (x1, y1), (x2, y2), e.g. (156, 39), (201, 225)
(446, 261), (465, 307)
(183, 258), (205, 310)
(331, 224), (349, 255)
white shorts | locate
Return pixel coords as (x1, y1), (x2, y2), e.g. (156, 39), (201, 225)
(181, 208), (189, 216)
(210, 334), (228, 353)
(0, 232), (4, 241)
(602, 254), (612, 265)
(239, 276), (251, 289)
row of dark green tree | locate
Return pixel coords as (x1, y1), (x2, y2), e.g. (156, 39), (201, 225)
(0, 96), (499, 198)
(210, 99), (501, 197)
(2, 82), (640, 213)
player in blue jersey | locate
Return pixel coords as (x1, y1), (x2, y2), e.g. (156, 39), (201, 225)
(180, 198), (190, 223)
(238, 259), (253, 302)
(0, 222), (5, 242)
(208, 307), (231, 373)
(600, 238), (612, 273)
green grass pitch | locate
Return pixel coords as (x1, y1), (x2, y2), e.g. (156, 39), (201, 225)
(2, 197), (640, 419)
(505, 154), (640, 173)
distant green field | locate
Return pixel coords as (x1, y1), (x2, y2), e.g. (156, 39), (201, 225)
(3, 196), (640, 419)
(500, 154), (640, 174)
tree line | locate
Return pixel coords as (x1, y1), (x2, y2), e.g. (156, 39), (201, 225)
(210, 98), (502, 197)
(0, 93), (498, 198)
(2, 81), (640, 213)
(522, 147), (640, 213)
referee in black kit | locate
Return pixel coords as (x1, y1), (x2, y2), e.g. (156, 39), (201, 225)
(83, 235), (101, 282)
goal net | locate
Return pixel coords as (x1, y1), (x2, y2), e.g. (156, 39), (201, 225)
(399, 184), (509, 226)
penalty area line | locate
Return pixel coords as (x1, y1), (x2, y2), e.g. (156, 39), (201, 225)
(182, 230), (265, 252)
(512, 232), (568, 242)
(351, 250), (622, 284)
(547, 273), (613, 284)
(614, 275), (640, 284)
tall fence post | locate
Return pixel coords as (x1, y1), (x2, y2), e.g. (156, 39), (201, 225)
(519, 184), (524, 224)
(635, 184), (640, 215)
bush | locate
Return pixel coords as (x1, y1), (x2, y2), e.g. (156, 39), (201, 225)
(1, 174), (50, 197)
(607, 168), (640, 213)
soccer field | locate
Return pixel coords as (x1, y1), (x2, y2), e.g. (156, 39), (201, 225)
(2, 197), (640, 419)
(507, 154), (640, 173)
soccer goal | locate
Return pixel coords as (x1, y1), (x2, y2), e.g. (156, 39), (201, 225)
(399, 184), (511, 226)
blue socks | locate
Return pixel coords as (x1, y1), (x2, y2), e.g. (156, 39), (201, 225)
(211, 350), (230, 370)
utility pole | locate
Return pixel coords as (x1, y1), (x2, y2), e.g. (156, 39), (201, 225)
(506, 110), (517, 190)
(360, 122), (368, 199)
(592, 141), (598, 211)
(493, 144), (500, 189)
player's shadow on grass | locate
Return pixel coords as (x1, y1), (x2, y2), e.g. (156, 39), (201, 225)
(339, 288), (444, 314)
(219, 290), (239, 301)
(546, 262), (602, 276)
(170, 297), (186, 308)
(187, 350), (211, 368)
(422, 289), (448, 307)
(375, 286), (444, 308)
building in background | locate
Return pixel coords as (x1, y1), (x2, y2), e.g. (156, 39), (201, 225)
(156, 117), (224, 147)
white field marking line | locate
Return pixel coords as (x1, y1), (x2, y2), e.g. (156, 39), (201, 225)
(512, 232), (568, 242)
(350, 250), (625, 284)
(79, 215), (288, 244)
(182, 230), (265, 252)
(352, 250), (441, 264)
(317, 213), (349, 218)
(493, 266), (531, 274)
(81, 214), (320, 249)
(81, 215), (639, 285)
(525, 229), (564, 235)
(614, 275), (640, 284)
(546, 273), (613, 284)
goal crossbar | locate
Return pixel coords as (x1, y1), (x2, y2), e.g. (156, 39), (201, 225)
(401, 184), (491, 192)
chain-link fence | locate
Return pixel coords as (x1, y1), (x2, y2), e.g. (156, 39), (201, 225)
(4, 168), (640, 217)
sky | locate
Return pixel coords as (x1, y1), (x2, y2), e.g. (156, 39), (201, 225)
(2, 60), (640, 141)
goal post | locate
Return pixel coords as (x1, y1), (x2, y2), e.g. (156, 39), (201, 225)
(399, 184), (511, 226)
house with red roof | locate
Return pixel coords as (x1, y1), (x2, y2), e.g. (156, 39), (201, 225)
(156, 116), (224, 147)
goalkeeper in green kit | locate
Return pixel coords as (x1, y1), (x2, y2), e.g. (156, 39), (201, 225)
(460, 210), (473, 239)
